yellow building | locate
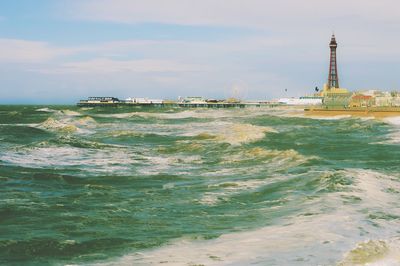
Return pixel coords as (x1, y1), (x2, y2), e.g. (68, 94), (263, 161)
(318, 83), (351, 97)
(316, 83), (352, 107)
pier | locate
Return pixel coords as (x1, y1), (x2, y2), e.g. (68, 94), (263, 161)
(77, 102), (277, 108)
(77, 97), (279, 108)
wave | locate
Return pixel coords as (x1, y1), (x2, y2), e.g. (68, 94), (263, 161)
(218, 147), (317, 172)
(94, 168), (400, 265)
(383, 116), (400, 126)
(0, 237), (131, 264)
(136, 154), (203, 176)
(54, 135), (122, 149)
(197, 148), (317, 205)
(35, 107), (57, 113)
(198, 178), (277, 206)
(214, 123), (277, 145)
(92, 210), (356, 266)
(339, 239), (400, 266)
(38, 115), (96, 134)
(39, 117), (78, 133)
(157, 140), (205, 154)
(93, 108), (286, 121)
(182, 122), (277, 145)
(107, 130), (147, 138)
(75, 116), (97, 126)
(371, 116), (400, 145)
(36, 107), (81, 115)
(95, 112), (141, 119)
(61, 109), (82, 116)
(102, 121), (277, 145)
(94, 110), (206, 120)
(0, 144), (136, 175)
(224, 147), (309, 162)
(8, 110), (20, 116)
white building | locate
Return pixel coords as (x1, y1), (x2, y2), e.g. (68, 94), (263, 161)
(278, 97), (323, 106)
(181, 97), (207, 104)
(125, 97), (163, 104)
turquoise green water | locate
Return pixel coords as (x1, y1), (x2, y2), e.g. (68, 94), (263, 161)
(1, 105), (400, 265)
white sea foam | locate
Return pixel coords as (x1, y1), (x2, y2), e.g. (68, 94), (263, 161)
(35, 107), (57, 113)
(0, 145), (137, 175)
(93, 209), (358, 266)
(61, 109), (82, 116)
(219, 147), (316, 173)
(198, 178), (280, 206)
(95, 112), (140, 119)
(137, 154), (203, 175)
(35, 108), (82, 117)
(339, 238), (400, 266)
(383, 116), (400, 126)
(94, 169), (400, 266)
(108, 120), (277, 145)
(197, 148), (316, 205)
(75, 116), (97, 126)
(0, 123), (39, 127)
(38, 115), (97, 134)
(163, 183), (175, 189)
(215, 123), (277, 145)
(179, 122), (277, 145)
(40, 117), (78, 133)
(378, 133), (400, 145)
(94, 108), (289, 121)
(154, 109), (276, 120)
(374, 116), (400, 144)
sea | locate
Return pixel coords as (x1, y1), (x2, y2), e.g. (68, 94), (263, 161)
(1, 105), (400, 266)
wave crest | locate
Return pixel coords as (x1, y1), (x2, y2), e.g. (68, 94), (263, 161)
(339, 239), (400, 266)
(40, 117), (78, 133)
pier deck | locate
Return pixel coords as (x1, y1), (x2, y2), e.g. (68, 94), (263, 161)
(77, 102), (279, 108)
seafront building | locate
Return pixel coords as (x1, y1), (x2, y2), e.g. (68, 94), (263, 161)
(315, 34), (352, 107)
(310, 34), (400, 110)
(125, 97), (163, 104)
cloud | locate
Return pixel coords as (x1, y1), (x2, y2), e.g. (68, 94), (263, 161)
(67, 0), (400, 28)
(62, 0), (400, 63)
(0, 39), (79, 63)
(35, 58), (207, 74)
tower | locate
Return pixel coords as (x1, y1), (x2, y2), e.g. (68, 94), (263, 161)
(328, 34), (339, 88)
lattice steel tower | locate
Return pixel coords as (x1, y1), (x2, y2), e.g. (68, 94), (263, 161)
(328, 34), (339, 88)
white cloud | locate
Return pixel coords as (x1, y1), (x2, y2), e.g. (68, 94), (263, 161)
(35, 58), (207, 74)
(0, 39), (79, 63)
(67, 0), (400, 28)
(62, 0), (400, 63)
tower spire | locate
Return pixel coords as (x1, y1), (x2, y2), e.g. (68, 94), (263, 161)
(328, 34), (339, 88)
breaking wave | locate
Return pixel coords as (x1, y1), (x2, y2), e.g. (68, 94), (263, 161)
(35, 107), (57, 113)
(339, 239), (400, 266)
(94, 168), (400, 266)
(2, 106), (400, 266)
(40, 117), (78, 133)
(182, 122), (277, 145)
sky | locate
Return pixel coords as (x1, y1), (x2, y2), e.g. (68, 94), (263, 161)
(0, 0), (400, 104)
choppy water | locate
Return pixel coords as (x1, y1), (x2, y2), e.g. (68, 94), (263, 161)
(1, 105), (400, 266)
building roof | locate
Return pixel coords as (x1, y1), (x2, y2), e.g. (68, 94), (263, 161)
(352, 95), (373, 99)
